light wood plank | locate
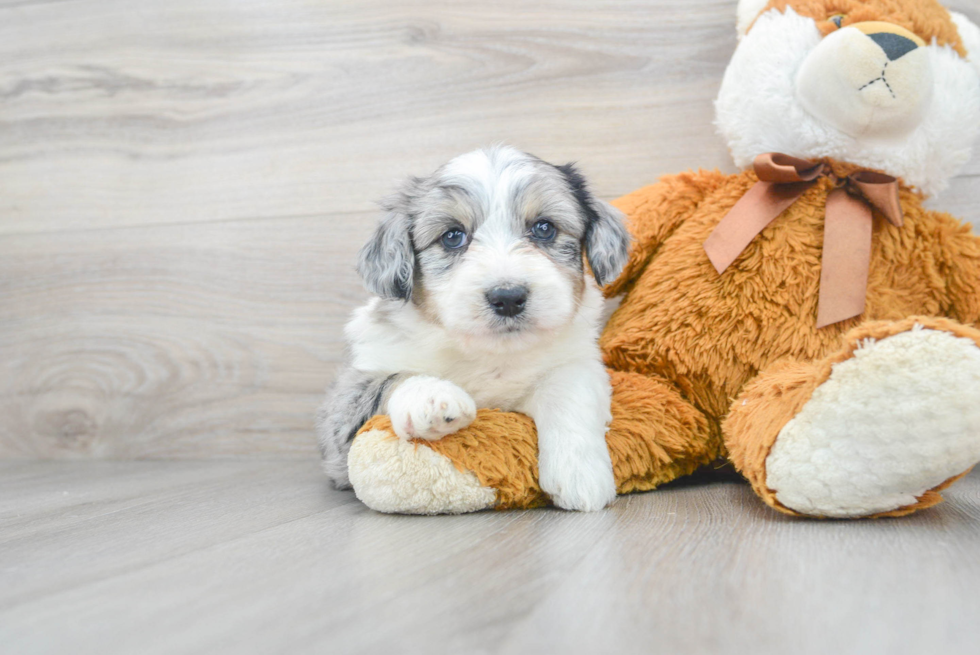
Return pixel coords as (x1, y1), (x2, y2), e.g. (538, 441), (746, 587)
(0, 0), (971, 236)
(0, 461), (355, 608)
(498, 482), (980, 655)
(1, 462), (979, 654)
(0, 0), (740, 235)
(0, 213), (374, 457)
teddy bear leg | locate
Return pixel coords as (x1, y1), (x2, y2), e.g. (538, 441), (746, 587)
(724, 317), (980, 518)
(346, 411), (526, 515)
(346, 370), (720, 514)
(606, 370), (722, 495)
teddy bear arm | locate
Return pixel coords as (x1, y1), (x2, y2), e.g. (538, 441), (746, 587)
(346, 368), (722, 513)
(932, 212), (980, 326)
(419, 369), (723, 506)
(605, 169), (731, 298)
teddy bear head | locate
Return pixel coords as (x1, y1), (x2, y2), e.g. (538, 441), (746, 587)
(716, 0), (980, 196)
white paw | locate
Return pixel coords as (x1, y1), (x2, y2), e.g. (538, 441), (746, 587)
(766, 327), (980, 517)
(539, 444), (617, 512)
(388, 376), (477, 441)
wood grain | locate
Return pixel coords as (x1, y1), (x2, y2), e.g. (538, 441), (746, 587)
(0, 0), (978, 457)
(0, 213), (372, 457)
(0, 0), (739, 234)
(1, 461), (979, 654)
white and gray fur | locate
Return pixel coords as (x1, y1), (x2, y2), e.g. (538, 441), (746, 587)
(317, 145), (631, 511)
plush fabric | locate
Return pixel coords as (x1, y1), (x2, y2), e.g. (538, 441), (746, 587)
(952, 11), (980, 73)
(756, 0), (966, 54)
(601, 165), (980, 423)
(348, 0), (980, 518)
(347, 426), (498, 515)
(725, 317), (980, 517)
(352, 170), (980, 515)
(354, 370), (721, 511)
(717, 4), (980, 196)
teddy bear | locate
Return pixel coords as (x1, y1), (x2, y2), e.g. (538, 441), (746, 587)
(344, 0), (980, 518)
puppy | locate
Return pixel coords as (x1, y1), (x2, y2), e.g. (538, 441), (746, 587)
(317, 145), (631, 511)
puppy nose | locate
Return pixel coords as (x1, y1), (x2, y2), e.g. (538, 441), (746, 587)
(868, 32), (918, 61)
(486, 286), (528, 317)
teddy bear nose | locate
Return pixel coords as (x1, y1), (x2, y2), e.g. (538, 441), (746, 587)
(867, 32), (919, 61)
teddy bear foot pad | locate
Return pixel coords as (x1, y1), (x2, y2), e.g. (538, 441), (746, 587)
(766, 327), (980, 517)
(348, 428), (497, 514)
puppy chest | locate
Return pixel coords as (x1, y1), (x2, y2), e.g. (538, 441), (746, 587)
(445, 359), (546, 409)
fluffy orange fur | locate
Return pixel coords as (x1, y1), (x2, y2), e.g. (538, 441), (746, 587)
(604, 165), (980, 516)
(725, 316), (980, 517)
(757, 0), (967, 56)
(352, 1), (980, 517)
(602, 163), (980, 427)
(361, 369), (721, 510)
(356, 163), (980, 516)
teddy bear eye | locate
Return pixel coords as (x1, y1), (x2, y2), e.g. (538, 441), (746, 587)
(830, 14), (845, 29)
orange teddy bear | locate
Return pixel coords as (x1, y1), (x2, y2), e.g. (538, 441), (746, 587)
(347, 0), (980, 518)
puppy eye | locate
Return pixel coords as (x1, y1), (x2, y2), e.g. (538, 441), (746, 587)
(829, 14), (845, 29)
(530, 219), (557, 242)
(441, 228), (468, 250)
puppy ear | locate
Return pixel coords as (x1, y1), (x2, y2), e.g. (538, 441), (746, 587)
(357, 185), (417, 301)
(556, 163), (631, 287)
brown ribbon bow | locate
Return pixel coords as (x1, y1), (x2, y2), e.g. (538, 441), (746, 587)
(703, 153), (904, 328)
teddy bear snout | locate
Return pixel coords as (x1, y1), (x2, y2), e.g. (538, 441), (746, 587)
(795, 21), (933, 140)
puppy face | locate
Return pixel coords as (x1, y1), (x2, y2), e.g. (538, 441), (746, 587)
(357, 146), (630, 352)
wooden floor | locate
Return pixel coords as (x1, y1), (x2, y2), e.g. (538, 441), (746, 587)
(1, 460), (979, 655)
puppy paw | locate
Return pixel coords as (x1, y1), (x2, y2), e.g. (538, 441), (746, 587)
(388, 376), (477, 441)
(539, 446), (617, 512)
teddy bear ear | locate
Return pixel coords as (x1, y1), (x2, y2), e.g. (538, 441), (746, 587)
(737, 0), (772, 39)
(951, 12), (980, 77)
